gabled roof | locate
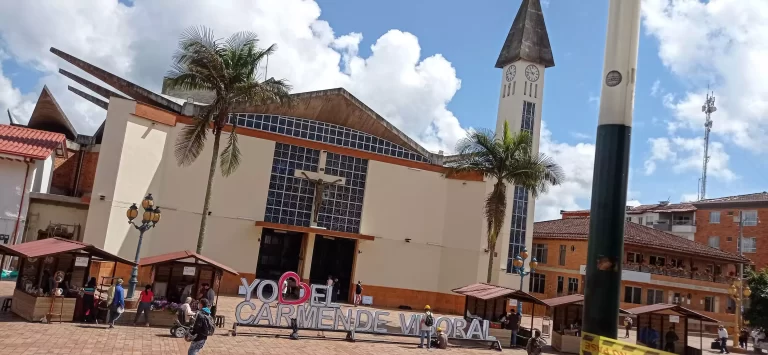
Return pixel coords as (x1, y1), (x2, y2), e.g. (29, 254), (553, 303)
(496, 0), (555, 68)
(0, 237), (135, 265)
(228, 88), (433, 158)
(533, 217), (749, 263)
(0, 124), (67, 160)
(27, 86), (78, 140)
(626, 303), (719, 323)
(139, 250), (238, 275)
(541, 294), (631, 314)
(452, 283), (547, 305)
(693, 192), (768, 205)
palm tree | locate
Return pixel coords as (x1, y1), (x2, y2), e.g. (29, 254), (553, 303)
(165, 26), (293, 254)
(448, 121), (564, 283)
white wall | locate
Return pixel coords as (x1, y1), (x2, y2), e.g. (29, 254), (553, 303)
(0, 158), (36, 245)
(31, 156), (53, 194)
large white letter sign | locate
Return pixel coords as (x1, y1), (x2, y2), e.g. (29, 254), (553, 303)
(253, 303), (274, 325)
(354, 309), (374, 332)
(235, 301), (257, 324)
(399, 313), (419, 335)
(239, 278), (260, 302)
(453, 317), (468, 339)
(373, 311), (389, 333)
(310, 284), (326, 307)
(256, 280), (278, 303)
(317, 307), (334, 330)
(296, 305), (317, 328)
(334, 308), (352, 331)
(434, 317), (453, 337)
(276, 304), (296, 327)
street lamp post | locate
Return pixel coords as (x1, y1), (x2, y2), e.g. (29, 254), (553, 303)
(126, 193), (161, 299)
(583, 0), (642, 339)
(512, 248), (538, 313)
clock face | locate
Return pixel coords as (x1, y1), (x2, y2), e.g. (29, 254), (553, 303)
(525, 64), (540, 82)
(505, 65), (516, 82)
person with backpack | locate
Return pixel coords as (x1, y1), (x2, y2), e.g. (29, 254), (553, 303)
(187, 298), (215, 355)
(418, 305), (435, 349)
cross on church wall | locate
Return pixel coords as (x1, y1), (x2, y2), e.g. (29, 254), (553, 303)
(294, 150), (346, 226)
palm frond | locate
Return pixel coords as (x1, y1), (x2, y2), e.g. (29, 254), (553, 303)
(225, 31), (259, 54)
(166, 26), (227, 94)
(219, 127), (241, 177)
(174, 116), (211, 166)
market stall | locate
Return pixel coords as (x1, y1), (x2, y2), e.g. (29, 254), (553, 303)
(542, 294), (631, 354)
(133, 250), (238, 326)
(628, 303), (718, 355)
(0, 237), (135, 322)
(452, 283), (548, 348)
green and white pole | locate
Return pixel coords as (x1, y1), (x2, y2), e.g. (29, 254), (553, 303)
(582, 0), (642, 339)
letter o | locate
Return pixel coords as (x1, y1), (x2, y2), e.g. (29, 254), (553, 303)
(435, 317), (453, 336)
(256, 280), (278, 303)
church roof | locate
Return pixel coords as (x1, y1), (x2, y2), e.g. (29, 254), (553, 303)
(495, 0), (555, 69)
(27, 86), (78, 140)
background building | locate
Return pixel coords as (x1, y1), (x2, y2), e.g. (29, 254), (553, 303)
(530, 217), (746, 328)
(693, 192), (768, 271)
(561, 201), (697, 240)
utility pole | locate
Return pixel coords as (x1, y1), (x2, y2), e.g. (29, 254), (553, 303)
(699, 91), (716, 200)
(583, 0), (642, 339)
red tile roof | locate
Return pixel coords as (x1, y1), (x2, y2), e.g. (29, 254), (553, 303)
(694, 192), (768, 204)
(533, 217), (748, 263)
(0, 237), (135, 265)
(451, 283), (547, 305)
(139, 250), (238, 275)
(0, 125), (66, 160)
(540, 294), (630, 313)
(627, 203), (696, 214)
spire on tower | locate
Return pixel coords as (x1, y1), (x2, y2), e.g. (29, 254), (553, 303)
(495, 0), (555, 69)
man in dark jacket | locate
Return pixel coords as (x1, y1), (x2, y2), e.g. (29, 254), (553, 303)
(188, 298), (213, 355)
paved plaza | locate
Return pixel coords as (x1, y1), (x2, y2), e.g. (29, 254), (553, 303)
(0, 281), (734, 355)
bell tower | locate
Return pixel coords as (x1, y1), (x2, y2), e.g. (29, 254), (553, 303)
(495, 0), (555, 276)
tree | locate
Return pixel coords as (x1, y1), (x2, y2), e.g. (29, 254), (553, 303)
(165, 26), (293, 254)
(448, 122), (564, 283)
(745, 267), (768, 330)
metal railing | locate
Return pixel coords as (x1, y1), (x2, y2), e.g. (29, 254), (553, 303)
(623, 263), (733, 284)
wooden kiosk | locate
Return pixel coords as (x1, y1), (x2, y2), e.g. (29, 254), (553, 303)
(139, 251), (238, 313)
(0, 238), (134, 322)
(628, 303), (718, 355)
(452, 283), (548, 348)
(542, 294), (630, 354)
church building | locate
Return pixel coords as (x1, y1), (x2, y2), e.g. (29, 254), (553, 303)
(12, 0), (555, 314)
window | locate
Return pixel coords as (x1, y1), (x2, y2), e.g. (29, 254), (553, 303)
(533, 243), (548, 264)
(557, 276), (564, 295)
(506, 185), (528, 272)
(626, 217), (632, 222)
(559, 245), (567, 266)
(673, 292), (682, 304)
(740, 237), (757, 253)
(710, 211), (720, 224)
(529, 274), (546, 294)
(638, 217), (644, 225)
(743, 211), (758, 226)
(567, 277), (579, 295)
(670, 258), (684, 268)
(626, 252), (642, 264)
(727, 298), (736, 314)
(624, 286), (642, 304)
(649, 255), (666, 266)
(521, 101), (535, 134)
(647, 289), (664, 304)
(708, 236), (720, 249)
(512, 82), (516, 95)
(704, 296), (715, 312)
(727, 236), (733, 242)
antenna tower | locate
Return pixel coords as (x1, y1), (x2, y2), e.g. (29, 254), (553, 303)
(699, 89), (716, 200)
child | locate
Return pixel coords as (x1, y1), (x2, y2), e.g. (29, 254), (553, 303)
(526, 329), (545, 355)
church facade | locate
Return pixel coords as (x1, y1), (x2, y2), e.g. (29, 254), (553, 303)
(17, 0), (556, 313)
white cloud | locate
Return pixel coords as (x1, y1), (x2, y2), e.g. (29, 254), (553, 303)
(642, 0), (768, 153)
(650, 79), (662, 97)
(0, 0), (465, 152)
(535, 122), (596, 221)
(643, 136), (736, 181)
(570, 132), (592, 140)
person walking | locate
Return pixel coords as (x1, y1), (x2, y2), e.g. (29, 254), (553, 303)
(134, 284), (154, 326)
(418, 305), (434, 349)
(739, 328), (750, 349)
(664, 326), (679, 352)
(187, 298), (214, 355)
(624, 316), (633, 338)
(354, 281), (363, 306)
(718, 325), (731, 354)
(508, 308), (522, 348)
(107, 278), (125, 328)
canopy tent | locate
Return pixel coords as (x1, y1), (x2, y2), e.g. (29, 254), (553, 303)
(542, 294), (631, 354)
(627, 303), (718, 355)
(0, 237), (135, 265)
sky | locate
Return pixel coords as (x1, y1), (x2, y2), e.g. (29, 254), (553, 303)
(0, 0), (766, 221)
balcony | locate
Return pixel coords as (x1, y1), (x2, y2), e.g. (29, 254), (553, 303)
(623, 263), (734, 284)
(652, 220), (696, 234)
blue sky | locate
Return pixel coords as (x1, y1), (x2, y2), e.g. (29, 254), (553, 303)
(0, 0), (764, 219)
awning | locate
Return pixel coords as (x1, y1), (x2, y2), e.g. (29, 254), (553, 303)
(452, 283), (547, 306)
(626, 303), (719, 323)
(139, 250), (239, 276)
(0, 237), (135, 265)
(541, 294), (631, 314)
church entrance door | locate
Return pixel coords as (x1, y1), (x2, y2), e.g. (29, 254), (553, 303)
(256, 228), (303, 283)
(309, 235), (355, 303)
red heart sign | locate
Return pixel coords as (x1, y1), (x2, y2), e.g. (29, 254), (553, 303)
(278, 271), (311, 305)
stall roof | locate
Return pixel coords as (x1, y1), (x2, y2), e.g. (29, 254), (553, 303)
(626, 303), (719, 323)
(139, 250), (239, 276)
(541, 294), (631, 314)
(0, 238), (135, 265)
(452, 283), (547, 305)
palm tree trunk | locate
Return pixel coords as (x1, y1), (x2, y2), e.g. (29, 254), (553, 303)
(196, 126), (222, 254)
(486, 240), (496, 283)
